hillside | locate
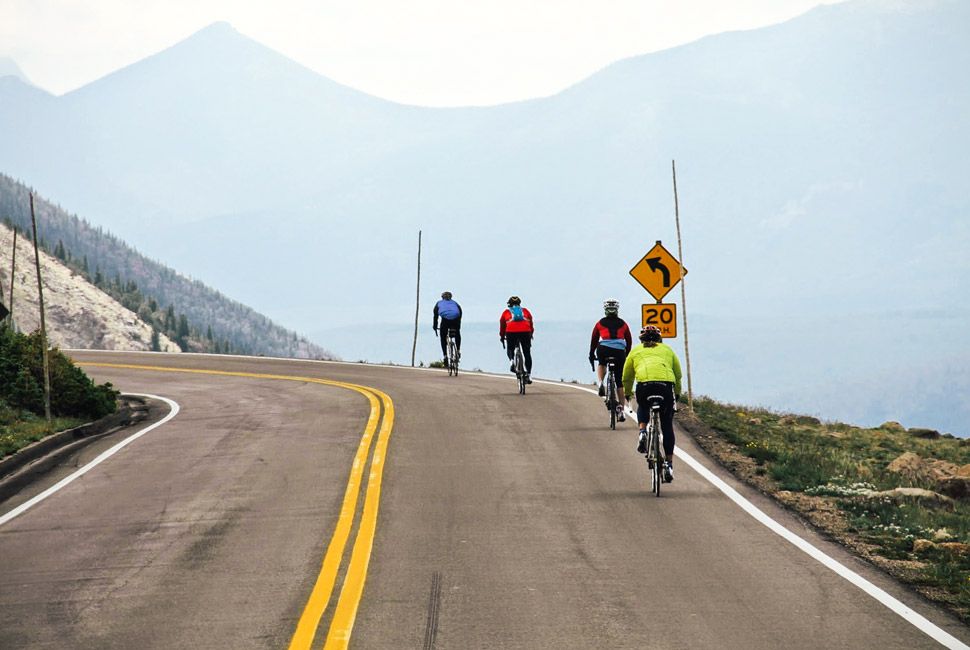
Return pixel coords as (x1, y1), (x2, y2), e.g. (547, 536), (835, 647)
(0, 176), (332, 359)
(0, 222), (179, 352)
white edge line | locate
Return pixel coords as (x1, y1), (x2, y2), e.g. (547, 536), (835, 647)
(63, 353), (967, 647)
(0, 393), (180, 528)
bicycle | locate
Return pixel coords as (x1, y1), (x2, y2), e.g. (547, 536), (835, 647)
(640, 394), (666, 496)
(511, 341), (527, 394)
(445, 329), (459, 376)
(604, 361), (619, 430)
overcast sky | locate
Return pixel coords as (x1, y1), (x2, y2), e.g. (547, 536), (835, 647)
(1, 0), (845, 106)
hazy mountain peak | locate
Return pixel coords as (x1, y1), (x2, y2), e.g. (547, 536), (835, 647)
(0, 57), (31, 83)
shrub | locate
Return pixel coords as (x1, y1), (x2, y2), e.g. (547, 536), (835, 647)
(0, 325), (117, 419)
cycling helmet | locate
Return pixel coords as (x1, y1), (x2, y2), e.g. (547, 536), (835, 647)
(507, 296), (521, 307)
(639, 325), (662, 343)
(603, 298), (619, 314)
(441, 291), (453, 300)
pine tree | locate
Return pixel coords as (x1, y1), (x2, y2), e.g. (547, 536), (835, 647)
(176, 314), (190, 350)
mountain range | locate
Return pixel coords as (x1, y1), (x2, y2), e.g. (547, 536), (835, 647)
(1, 0), (967, 432)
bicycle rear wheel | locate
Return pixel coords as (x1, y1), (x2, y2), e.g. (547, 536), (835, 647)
(651, 411), (664, 496)
(605, 373), (617, 430)
(448, 338), (458, 376)
(514, 346), (526, 394)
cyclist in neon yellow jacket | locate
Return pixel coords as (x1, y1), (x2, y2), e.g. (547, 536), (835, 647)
(622, 325), (682, 482)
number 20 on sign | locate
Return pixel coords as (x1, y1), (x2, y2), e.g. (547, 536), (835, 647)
(641, 304), (677, 338)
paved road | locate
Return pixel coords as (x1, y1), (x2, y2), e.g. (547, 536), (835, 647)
(1, 351), (967, 649)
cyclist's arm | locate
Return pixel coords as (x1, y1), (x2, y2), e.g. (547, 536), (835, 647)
(671, 350), (683, 397)
(525, 308), (535, 335)
(433, 303), (439, 330)
(589, 325), (600, 361)
(622, 353), (637, 397)
(499, 311), (508, 339)
(623, 323), (632, 353)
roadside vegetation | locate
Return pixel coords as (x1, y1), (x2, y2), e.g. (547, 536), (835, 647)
(0, 324), (118, 458)
(681, 397), (970, 622)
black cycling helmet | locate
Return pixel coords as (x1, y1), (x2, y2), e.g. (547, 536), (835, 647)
(639, 325), (662, 343)
(603, 298), (619, 315)
(507, 296), (521, 307)
(441, 291), (453, 300)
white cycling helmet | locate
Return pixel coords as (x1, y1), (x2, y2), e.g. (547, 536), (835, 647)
(603, 299), (619, 314)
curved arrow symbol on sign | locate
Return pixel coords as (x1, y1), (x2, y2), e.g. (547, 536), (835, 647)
(646, 257), (671, 287)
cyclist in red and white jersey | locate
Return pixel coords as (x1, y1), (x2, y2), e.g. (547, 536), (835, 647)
(588, 298), (633, 421)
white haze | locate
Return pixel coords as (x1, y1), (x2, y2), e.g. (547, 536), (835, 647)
(0, 0), (967, 433)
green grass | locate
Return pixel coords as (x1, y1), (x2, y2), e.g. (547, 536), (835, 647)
(690, 396), (970, 620)
(0, 405), (84, 458)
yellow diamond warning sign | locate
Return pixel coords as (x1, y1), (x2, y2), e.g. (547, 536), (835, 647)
(629, 241), (686, 301)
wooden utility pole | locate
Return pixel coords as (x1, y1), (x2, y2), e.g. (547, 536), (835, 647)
(8, 227), (17, 322)
(411, 230), (422, 367)
(30, 193), (52, 423)
(672, 161), (693, 412)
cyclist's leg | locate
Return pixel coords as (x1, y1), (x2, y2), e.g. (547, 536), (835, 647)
(634, 383), (650, 428)
(611, 351), (627, 407)
(660, 382), (676, 461)
(520, 336), (533, 373)
(506, 333), (521, 374)
(439, 327), (448, 359)
(453, 327), (461, 356)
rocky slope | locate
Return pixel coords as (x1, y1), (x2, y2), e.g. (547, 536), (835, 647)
(1, 223), (179, 352)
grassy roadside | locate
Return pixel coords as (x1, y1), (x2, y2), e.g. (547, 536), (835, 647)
(0, 406), (85, 459)
(679, 396), (970, 623)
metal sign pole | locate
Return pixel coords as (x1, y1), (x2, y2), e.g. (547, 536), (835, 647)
(411, 230), (422, 367)
(672, 160), (693, 412)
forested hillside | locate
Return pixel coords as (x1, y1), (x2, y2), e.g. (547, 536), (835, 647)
(0, 174), (331, 359)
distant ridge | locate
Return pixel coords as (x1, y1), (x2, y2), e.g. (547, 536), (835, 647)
(0, 174), (333, 359)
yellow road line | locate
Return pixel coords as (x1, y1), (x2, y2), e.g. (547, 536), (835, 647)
(324, 386), (395, 649)
(80, 362), (394, 649)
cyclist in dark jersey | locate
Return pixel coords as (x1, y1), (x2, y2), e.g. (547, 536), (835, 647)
(433, 291), (462, 364)
(589, 298), (633, 421)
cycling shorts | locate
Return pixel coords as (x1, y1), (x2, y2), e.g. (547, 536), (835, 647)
(596, 344), (626, 383)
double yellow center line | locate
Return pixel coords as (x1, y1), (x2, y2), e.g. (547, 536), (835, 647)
(81, 363), (395, 650)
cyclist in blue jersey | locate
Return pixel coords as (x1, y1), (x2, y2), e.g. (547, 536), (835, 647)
(433, 291), (463, 364)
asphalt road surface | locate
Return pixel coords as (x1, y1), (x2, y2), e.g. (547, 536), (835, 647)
(1, 351), (967, 649)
